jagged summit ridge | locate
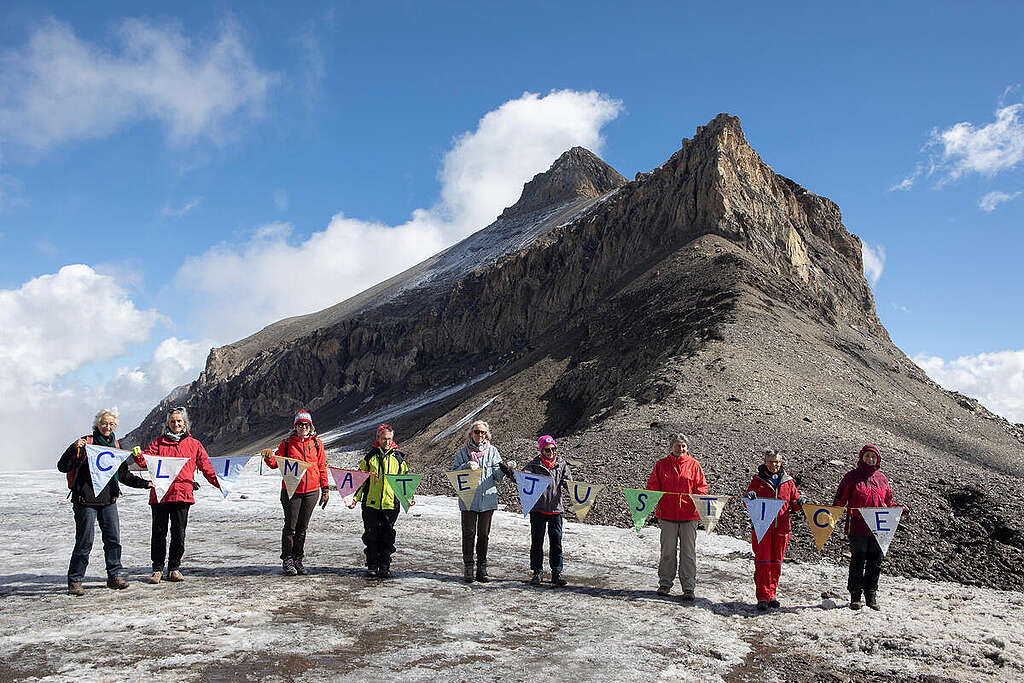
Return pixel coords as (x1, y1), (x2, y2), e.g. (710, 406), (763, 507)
(499, 146), (626, 220)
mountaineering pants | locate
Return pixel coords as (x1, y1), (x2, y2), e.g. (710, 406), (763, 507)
(752, 528), (790, 601)
(658, 519), (698, 591)
(281, 489), (319, 560)
(848, 535), (884, 594)
(151, 502), (190, 572)
(461, 509), (494, 567)
(68, 502), (122, 581)
(529, 512), (563, 573)
(362, 506), (400, 570)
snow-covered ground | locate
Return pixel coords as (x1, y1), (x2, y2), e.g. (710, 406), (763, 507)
(1, 468), (1021, 682)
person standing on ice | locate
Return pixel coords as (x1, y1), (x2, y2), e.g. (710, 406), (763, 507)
(833, 444), (898, 611)
(646, 433), (708, 601)
(744, 450), (804, 611)
(58, 408), (153, 596)
(134, 407), (220, 584)
(261, 410), (329, 576)
(450, 420), (516, 583)
(349, 424), (413, 578)
(524, 435), (572, 587)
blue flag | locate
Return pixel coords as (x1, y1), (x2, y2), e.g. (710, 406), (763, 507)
(744, 497), (787, 543)
(207, 455), (253, 498)
(514, 471), (552, 517)
(84, 444), (132, 496)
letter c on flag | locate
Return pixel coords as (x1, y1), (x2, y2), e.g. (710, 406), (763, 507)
(813, 508), (831, 528)
(97, 451), (114, 472)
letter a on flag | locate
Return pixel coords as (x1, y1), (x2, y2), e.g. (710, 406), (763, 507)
(514, 471), (551, 517)
(621, 489), (665, 534)
(207, 455), (253, 498)
(689, 494), (731, 533)
(744, 498), (787, 543)
(278, 457), (311, 497)
(146, 456), (189, 502)
(446, 469), (482, 508)
(802, 505), (846, 551)
(84, 444), (133, 496)
(567, 481), (605, 521)
(384, 474), (423, 512)
(857, 507), (904, 556)
(329, 467), (372, 504)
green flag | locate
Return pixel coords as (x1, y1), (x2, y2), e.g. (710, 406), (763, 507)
(383, 474), (423, 512)
(621, 488), (665, 533)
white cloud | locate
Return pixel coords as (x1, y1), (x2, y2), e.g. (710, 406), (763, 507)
(175, 89), (624, 340)
(927, 102), (1024, 182)
(889, 175), (916, 192)
(274, 189), (288, 211)
(914, 351), (1024, 424)
(161, 198), (202, 217)
(978, 190), (1021, 212)
(0, 18), (276, 150)
(861, 241), (885, 286)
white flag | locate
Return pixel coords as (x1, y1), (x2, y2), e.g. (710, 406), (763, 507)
(145, 456), (189, 502)
(207, 455), (253, 498)
(857, 506), (904, 556)
(84, 444), (133, 496)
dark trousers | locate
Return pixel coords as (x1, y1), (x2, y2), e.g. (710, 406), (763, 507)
(461, 510), (494, 567)
(362, 506), (400, 570)
(529, 512), (563, 573)
(151, 502), (191, 572)
(281, 489), (319, 560)
(68, 502), (122, 581)
(848, 535), (884, 594)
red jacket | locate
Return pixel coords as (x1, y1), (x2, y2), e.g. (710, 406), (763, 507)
(136, 434), (219, 504)
(833, 452), (895, 537)
(646, 454), (709, 521)
(745, 467), (801, 533)
(265, 433), (329, 495)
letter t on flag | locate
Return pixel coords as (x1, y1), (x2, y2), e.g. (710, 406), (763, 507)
(384, 474), (423, 512)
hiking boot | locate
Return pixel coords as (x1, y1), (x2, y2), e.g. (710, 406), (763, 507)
(365, 566), (378, 578)
(865, 591), (880, 611)
(551, 572), (567, 587)
(294, 559), (308, 576)
(282, 558), (298, 576)
(68, 581), (85, 596)
(106, 575), (129, 590)
(529, 571), (542, 586)
(464, 564), (475, 583)
(475, 564), (489, 583)
(768, 599), (780, 609)
(377, 567), (392, 579)
(146, 571), (162, 584)
(656, 585), (671, 597)
(681, 589), (696, 602)
(166, 570), (184, 582)
(849, 592), (862, 610)
(756, 600), (769, 612)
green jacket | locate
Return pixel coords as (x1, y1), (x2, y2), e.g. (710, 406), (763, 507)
(354, 446), (409, 510)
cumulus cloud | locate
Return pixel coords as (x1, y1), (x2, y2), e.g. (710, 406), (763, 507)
(978, 190), (1021, 212)
(927, 103), (1024, 181)
(915, 351), (1024, 424)
(0, 18), (276, 150)
(861, 242), (885, 286)
(176, 89), (624, 340)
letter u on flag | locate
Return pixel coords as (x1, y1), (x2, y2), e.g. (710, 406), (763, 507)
(567, 481), (604, 521)
(621, 489), (665, 533)
(84, 444), (133, 496)
(329, 467), (372, 504)
(207, 455), (253, 498)
(383, 474), (423, 512)
(446, 469), (482, 508)
(278, 457), (312, 497)
(689, 494), (730, 534)
(802, 505), (846, 551)
(744, 497), (787, 543)
(857, 506), (904, 556)
(514, 471), (551, 517)
(145, 456), (189, 502)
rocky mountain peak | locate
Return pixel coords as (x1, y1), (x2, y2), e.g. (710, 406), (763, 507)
(499, 146), (626, 220)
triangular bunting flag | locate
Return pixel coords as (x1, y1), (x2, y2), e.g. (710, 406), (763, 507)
(689, 494), (731, 533)
(329, 467), (373, 504)
(278, 457), (312, 498)
(514, 471), (552, 517)
(207, 455), (252, 498)
(802, 504), (847, 551)
(621, 488), (665, 534)
(383, 474), (423, 513)
(566, 481), (605, 521)
(446, 469), (483, 508)
(145, 456), (189, 502)
(84, 444), (133, 496)
(744, 498), (788, 543)
(857, 506), (904, 556)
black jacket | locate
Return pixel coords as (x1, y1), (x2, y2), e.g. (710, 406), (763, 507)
(57, 438), (150, 506)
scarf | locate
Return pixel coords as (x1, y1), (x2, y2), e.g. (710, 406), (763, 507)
(163, 429), (186, 442)
(467, 438), (488, 464)
(541, 454), (557, 470)
(91, 429), (115, 448)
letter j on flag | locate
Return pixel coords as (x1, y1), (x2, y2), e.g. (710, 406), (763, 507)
(514, 471), (551, 517)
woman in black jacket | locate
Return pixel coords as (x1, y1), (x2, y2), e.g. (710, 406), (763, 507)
(57, 408), (152, 596)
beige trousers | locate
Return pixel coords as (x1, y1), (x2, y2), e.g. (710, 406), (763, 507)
(658, 519), (698, 590)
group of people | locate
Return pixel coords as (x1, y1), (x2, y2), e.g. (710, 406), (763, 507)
(60, 408), (899, 613)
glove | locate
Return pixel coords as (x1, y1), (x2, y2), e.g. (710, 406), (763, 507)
(131, 446), (142, 457)
(409, 498), (416, 506)
(506, 461), (517, 469)
(260, 448), (273, 461)
(347, 499), (358, 509)
(468, 461), (480, 470)
(319, 489), (330, 509)
(797, 496), (807, 506)
(192, 481), (201, 491)
(744, 491), (757, 500)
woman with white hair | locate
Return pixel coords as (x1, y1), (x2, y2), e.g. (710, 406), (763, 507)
(134, 407), (220, 584)
(57, 408), (153, 596)
(450, 420), (516, 583)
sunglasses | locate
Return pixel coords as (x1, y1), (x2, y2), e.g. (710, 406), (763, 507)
(472, 429), (487, 435)
(542, 446), (557, 453)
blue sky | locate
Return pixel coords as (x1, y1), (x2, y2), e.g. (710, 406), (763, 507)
(2, 2), (1022, 469)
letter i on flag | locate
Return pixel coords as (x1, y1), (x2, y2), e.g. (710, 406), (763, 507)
(278, 457), (312, 497)
(802, 505), (846, 551)
(329, 467), (372, 505)
(744, 498), (787, 543)
(514, 471), (551, 517)
(621, 489), (665, 533)
(689, 494), (731, 533)
(446, 469), (482, 508)
(84, 445), (133, 496)
(384, 474), (423, 512)
(207, 456), (253, 498)
(567, 481), (605, 521)
(858, 507), (904, 556)
(146, 456), (189, 502)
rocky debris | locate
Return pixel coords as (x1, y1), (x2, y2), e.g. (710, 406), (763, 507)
(498, 146), (626, 220)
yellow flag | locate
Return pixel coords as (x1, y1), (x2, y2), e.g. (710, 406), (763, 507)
(445, 469), (483, 507)
(566, 481), (605, 521)
(802, 505), (846, 551)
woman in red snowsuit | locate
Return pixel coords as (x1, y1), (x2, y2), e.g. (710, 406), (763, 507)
(745, 450), (803, 611)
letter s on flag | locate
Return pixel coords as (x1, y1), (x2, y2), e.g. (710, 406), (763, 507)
(635, 492), (648, 512)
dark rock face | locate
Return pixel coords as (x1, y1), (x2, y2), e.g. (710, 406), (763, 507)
(128, 114), (1024, 590)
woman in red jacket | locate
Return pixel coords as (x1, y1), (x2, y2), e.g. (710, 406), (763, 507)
(261, 410), (329, 576)
(744, 450), (804, 611)
(646, 433), (708, 601)
(134, 407), (220, 584)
